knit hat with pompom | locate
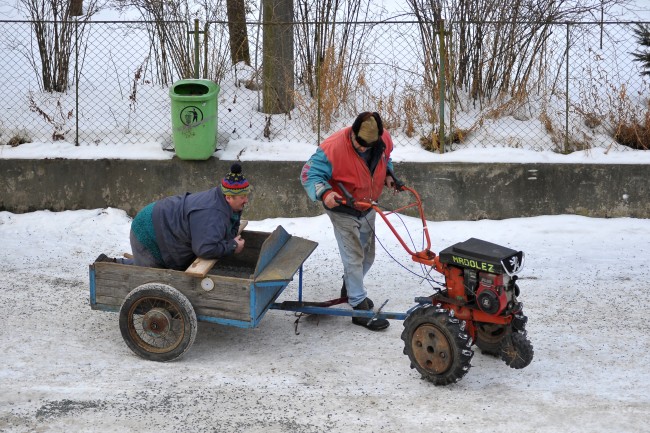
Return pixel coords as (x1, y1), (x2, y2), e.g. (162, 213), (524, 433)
(221, 163), (251, 196)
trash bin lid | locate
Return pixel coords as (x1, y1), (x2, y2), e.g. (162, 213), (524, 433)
(169, 79), (219, 100)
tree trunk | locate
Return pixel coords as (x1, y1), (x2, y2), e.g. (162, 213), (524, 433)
(70, 0), (83, 16)
(262, 0), (295, 114)
(226, 0), (251, 65)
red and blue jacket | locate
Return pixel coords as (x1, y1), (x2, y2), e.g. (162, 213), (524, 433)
(301, 126), (394, 215)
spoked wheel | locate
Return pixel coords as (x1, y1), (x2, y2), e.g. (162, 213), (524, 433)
(500, 331), (534, 369)
(119, 283), (197, 362)
(401, 306), (474, 386)
(475, 322), (507, 356)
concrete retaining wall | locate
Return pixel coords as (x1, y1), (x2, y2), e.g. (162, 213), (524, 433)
(1, 158), (648, 220)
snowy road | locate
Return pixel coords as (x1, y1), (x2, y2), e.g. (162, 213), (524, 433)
(1, 209), (649, 432)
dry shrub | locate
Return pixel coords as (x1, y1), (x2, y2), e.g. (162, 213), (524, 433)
(401, 88), (437, 139)
(316, 46), (350, 131)
(402, 94), (417, 137)
(540, 104), (592, 153)
(539, 109), (554, 134)
(374, 84), (439, 142)
(376, 90), (400, 131)
(293, 45), (351, 133)
(483, 91), (531, 120)
(583, 112), (602, 129)
(420, 130), (440, 152)
(610, 88), (650, 150)
(577, 62), (649, 150)
(419, 127), (468, 153)
(28, 92), (73, 141)
(7, 131), (31, 147)
(614, 112), (650, 150)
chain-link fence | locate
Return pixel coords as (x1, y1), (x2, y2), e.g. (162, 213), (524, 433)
(0, 19), (648, 152)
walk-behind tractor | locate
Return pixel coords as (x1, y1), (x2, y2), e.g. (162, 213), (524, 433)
(334, 176), (534, 386)
(401, 236), (533, 385)
(89, 174), (533, 386)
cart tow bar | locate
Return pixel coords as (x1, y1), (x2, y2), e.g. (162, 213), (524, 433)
(368, 299), (389, 323)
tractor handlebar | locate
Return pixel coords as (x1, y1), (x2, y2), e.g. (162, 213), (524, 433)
(334, 180), (433, 259)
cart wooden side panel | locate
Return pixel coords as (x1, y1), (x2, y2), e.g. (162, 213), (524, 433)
(91, 263), (253, 322)
(89, 226), (318, 329)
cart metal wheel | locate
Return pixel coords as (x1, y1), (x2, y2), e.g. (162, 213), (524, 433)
(401, 306), (474, 386)
(119, 283), (197, 362)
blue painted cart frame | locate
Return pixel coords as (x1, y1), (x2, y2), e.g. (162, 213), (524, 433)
(268, 265), (409, 321)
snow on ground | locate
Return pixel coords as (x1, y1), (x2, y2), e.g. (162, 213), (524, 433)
(0, 209), (649, 432)
(3, 138), (650, 164)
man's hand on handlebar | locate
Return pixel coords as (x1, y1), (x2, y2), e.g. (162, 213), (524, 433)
(323, 191), (342, 208)
(385, 175), (395, 189)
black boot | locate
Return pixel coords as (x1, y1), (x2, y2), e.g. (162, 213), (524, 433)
(95, 253), (116, 263)
(352, 298), (389, 331)
(341, 279), (374, 309)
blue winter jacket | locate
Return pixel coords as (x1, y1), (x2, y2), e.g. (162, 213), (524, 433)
(134, 187), (240, 271)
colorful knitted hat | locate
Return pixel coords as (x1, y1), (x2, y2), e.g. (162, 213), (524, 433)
(221, 163), (251, 196)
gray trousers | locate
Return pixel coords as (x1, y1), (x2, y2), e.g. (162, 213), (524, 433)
(129, 230), (165, 268)
(325, 209), (376, 307)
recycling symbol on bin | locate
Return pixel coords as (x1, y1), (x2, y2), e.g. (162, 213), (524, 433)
(180, 106), (203, 126)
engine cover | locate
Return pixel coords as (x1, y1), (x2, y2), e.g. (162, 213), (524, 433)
(438, 238), (524, 275)
(476, 275), (508, 315)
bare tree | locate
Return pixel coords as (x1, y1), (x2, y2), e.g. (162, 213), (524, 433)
(262, 0), (294, 114)
(406, 0), (633, 105)
(112, 0), (197, 85)
(226, 0), (251, 65)
(18, 0), (102, 92)
(294, 0), (370, 100)
(112, 0), (252, 84)
(70, 0), (83, 16)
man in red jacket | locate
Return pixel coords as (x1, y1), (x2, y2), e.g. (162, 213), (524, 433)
(301, 112), (398, 331)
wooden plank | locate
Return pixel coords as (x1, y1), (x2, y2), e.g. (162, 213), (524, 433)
(185, 257), (218, 277)
(184, 222), (249, 277)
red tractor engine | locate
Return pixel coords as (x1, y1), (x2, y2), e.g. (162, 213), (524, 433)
(476, 272), (509, 315)
(437, 237), (525, 318)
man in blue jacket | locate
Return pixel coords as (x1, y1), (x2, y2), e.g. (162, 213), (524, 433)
(301, 112), (397, 331)
(127, 163), (251, 270)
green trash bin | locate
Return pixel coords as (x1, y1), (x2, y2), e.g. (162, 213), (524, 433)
(169, 79), (220, 160)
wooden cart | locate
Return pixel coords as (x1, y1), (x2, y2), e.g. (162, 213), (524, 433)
(89, 225), (318, 361)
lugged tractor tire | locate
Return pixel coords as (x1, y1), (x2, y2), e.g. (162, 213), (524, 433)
(500, 331), (534, 369)
(119, 283), (197, 362)
(401, 306), (474, 386)
(475, 323), (507, 357)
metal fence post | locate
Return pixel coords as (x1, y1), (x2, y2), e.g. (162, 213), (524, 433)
(75, 18), (79, 146)
(565, 22), (570, 153)
(316, 25), (322, 145)
(203, 22), (210, 79)
(438, 19), (446, 154)
(194, 19), (200, 79)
